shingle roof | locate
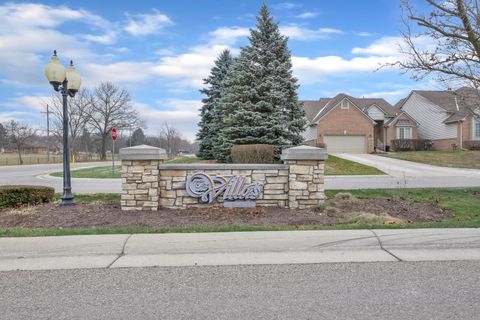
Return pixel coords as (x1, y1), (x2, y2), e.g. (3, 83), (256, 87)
(444, 111), (467, 124)
(306, 93), (396, 124)
(302, 99), (330, 123)
(353, 98), (397, 116)
(411, 87), (478, 123)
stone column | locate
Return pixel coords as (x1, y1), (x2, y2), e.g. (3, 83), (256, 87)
(281, 146), (328, 209)
(119, 145), (167, 211)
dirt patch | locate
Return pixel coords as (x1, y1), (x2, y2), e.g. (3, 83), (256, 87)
(0, 196), (452, 229)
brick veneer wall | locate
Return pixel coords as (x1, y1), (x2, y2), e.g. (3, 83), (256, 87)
(316, 102), (375, 153)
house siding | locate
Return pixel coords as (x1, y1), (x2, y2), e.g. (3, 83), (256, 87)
(402, 92), (457, 140)
(366, 105), (385, 121)
(317, 103), (375, 153)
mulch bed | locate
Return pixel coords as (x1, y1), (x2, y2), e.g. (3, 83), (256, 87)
(0, 197), (452, 229)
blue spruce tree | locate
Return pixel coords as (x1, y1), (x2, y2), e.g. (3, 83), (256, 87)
(197, 49), (234, 160)
(220, 4), (306, 161)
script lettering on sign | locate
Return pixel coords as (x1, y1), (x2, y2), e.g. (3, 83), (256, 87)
(186, 172), (263, 204)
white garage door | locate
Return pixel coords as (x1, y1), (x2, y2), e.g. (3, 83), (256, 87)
(323, 135), (367, 154)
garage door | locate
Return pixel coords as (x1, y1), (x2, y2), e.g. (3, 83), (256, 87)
(323, 135), (367, 154)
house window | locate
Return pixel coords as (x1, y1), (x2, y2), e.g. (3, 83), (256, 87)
(341, 99), (349, 109)
(397, 127), (412, 139)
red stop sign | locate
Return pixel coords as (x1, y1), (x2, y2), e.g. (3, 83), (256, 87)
(111, 127), (117, 140)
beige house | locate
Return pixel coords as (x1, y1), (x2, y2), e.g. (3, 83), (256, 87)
(395, 87), (480, 150)
(302, 93), (418, 153)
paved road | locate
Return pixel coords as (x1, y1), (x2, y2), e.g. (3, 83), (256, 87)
(0, 161), (120, 193)
(1, 261), (479, 319)
(2, 154), (480, 193)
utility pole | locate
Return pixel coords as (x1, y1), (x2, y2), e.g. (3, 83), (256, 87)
(40, 104), (50, 162)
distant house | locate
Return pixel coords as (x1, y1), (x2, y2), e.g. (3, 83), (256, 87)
(302, 93), (418, 153)
(396, 87), (480, 150)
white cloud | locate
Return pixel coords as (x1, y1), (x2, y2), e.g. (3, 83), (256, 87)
(152, 45), (231, 88)
(1, 95), (50, 112)
(291, 55), (398, 84)
(273, 2), (303, 10)
(81, 61), (155, 86)
(209, 26), (250, 45)
(280, 25), (343, 40)
(357, 32), (376, 37)
(352, 37), (403, 56)
(124, 10), (173, 36)
(135, 100), (201, 140)
(296, 12), (319, 19)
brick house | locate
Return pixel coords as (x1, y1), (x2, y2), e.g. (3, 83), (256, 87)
(302, 93), (418, 153)
(395, 87), (480, 150)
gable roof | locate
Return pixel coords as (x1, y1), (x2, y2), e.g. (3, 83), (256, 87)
(412, 87), (478, 113)
(355, 98), (397, 116)
(305, 94), (396, 124)
(385, 110), (420, 126)
(302, 99), (330, 123)
(310, 93), (378, 124)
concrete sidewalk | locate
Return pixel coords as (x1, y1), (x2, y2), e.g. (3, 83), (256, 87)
(1, 228), (479, 271)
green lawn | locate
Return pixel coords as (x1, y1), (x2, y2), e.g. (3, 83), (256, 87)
(51, 165), (121, 179)
(3, 187), (478, 237)
(324, 155), (385, 175)
(383, 150), (480, 169)
(50, 156), (206, 179)
(51, 155), (383, 178)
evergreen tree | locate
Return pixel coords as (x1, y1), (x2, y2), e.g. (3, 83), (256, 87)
(219, 4), (306, 161)
(0, 123), (7, 148)
(130, 128), (146, 146)
(197, 49), (234, 160)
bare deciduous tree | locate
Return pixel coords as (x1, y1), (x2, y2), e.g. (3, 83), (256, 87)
(390, 0), (480, 114)
(159, 122), (181, 156)
(5, 120), (37, 164)
(88, 82), (141, 160)
(45, 88), (92, 157)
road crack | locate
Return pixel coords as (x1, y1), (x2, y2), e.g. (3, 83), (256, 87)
(107, 234), (133, 268)
(369, 229), (403, 262)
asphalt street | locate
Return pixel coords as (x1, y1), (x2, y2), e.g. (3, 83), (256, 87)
(2, 154), (480, 193)
(0, 161), (119, 193)
(1, 261), (479, 320)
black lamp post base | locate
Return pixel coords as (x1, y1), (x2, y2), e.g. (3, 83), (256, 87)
(60, 196), (75, 207)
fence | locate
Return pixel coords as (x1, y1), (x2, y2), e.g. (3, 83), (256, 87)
(0, 153), (114, 166)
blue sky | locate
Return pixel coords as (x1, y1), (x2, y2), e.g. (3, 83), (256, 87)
(0, 0), (436, 140)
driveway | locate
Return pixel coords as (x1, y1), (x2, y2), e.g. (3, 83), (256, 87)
(328, 153), (480, 189)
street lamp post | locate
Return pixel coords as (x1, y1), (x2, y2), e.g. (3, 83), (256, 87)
(44, 50), (81, 206)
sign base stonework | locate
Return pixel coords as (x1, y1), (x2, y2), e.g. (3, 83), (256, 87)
(120, 145), (327, 210)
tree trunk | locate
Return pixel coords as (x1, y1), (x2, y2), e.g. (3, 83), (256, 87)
(17, 148), (23, 165)
(100, 135), (107, 160)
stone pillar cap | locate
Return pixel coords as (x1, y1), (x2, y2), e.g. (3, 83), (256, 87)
(281, 145), (328, 161)
(119, 145), (168, 160)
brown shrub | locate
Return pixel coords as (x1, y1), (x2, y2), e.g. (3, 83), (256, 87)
(231, 144), (274, 164)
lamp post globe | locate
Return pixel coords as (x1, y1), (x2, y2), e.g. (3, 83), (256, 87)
(44, 50), (65, 91)
(65, 60), (81, 96)
(44, 50), (80, 207)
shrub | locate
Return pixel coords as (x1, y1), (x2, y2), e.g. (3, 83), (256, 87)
(311, 202), (328, 213)
(0, 185), (55, 208)
(334, 192), (354, 201)
(391, 139), (433, 151)
(465, 140), (480, 150)
(231, 144), (274, 164)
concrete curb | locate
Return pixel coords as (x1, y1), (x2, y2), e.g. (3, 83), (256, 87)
(0, 229), (479, 272)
